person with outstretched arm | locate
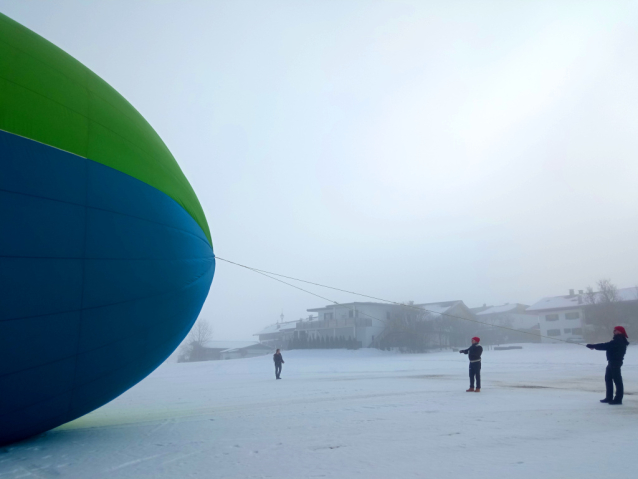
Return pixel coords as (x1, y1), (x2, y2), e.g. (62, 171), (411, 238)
(587, 326), (629, 405)
(460, 337), (483, 392)
(273, 349), (284, 380)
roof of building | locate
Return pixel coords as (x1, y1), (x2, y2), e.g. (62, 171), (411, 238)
(307, 302), (393, 312)
(307, 300), (466, 316)
(476, 303), (529, 316)
(221, 343), (272, 353)
(526, 287), (638, 312)
(202, 340), (258, 350)
(416, 300), (465, 316)
(470, 305), (492, 314)
(255, 321), (299, 336)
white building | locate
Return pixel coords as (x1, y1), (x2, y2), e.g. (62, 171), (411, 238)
(309, 300), (476, 349)
(305, 302), (392, 347)
(255, 300), (478, 350)
(528, 287), (638, 342)
(527, 291), (585, 342)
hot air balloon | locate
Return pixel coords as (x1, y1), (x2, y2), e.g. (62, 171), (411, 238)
(0, 13), (214, 445)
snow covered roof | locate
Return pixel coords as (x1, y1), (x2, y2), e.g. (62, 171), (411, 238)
(307, 302), (391, 312)
(255, 321), (299, 336)
(476, 303), (529, 316)
(305, 300), (468, 319)
(221, 343), (272, 353)
(527, 287), (638, 312)
(415, 301), (464, 316)
(202, 341), (258, 350)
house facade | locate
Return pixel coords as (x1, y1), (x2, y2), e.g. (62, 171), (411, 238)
(526, 290), (588, 342)
(305, 302), (396, 347)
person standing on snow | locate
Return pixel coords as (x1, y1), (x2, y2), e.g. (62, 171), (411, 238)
(586, 326), (629, 405)
(460, 337), (483, 392)
(273, 349), (284, 380)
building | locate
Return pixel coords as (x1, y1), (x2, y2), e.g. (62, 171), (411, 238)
(306, 300), (476, 349)
(255, 300), (480, 351)
(474, 303), (540, 343)
(178, 340), (258, 362)
(410, 300), (477, 348)
(220, 343), (273, 360)
(255, 320), (300, 349)
(255, 303), (407, 349)
(527, 290), (588, 342)
(527, 287), (638, 342)
(304, 302), (394, 348)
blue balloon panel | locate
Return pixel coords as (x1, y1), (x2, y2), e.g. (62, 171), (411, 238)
(0, 130), (215, 445)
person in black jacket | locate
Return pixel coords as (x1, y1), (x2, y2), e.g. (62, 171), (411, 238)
(273, 349), (284, 380)
(460, 337), (483, 392)
(587, 326), (629, 405)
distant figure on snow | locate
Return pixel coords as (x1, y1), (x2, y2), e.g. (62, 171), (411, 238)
(587, 326), (629, 405)
(460, 337), (483, 392)
(273, 349), (284, 380)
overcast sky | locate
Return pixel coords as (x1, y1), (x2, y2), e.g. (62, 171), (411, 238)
(3, 0), (638, 340)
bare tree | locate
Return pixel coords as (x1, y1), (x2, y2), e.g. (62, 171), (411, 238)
(179, 320), (213, 362)
(584, 279), (621, 341)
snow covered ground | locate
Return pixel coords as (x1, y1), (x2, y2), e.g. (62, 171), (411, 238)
(2, 343), (637, 478)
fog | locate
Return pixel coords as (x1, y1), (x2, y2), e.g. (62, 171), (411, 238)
(4, 0), (638, 340)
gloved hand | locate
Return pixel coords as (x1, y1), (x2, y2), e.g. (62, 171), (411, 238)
(586, 344), (594, 349)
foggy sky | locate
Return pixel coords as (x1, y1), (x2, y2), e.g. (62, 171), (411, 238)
(3, 0), (638, 340)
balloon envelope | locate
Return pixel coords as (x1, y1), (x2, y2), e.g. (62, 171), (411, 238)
(0, 13), (214, 445)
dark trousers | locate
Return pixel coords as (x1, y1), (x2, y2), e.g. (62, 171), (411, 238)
(605, 361), (623, 401)
(275, 363), (282, 379)
(469, 361), (481, 389)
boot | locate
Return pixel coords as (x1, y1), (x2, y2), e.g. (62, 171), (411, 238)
(475, 388), (481, 392)
(466, 387), (475, 392)
(608, 399), (622, 405)
(600, 398), (611, 403)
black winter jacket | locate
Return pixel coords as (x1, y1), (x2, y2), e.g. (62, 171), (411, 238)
(587, 335), (629, 362)
(273, 353), (284, 364)
(460, 344), (483, 361)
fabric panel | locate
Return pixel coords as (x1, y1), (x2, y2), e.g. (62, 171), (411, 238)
(0, 130), (214, 445)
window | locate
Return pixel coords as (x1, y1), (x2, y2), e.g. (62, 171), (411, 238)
(564, 328), (571, 334)
(545, 314), (559, 322)
(547, 329), (561, 336)
(565, 312), (580, 320)
(572, 328), (583, 335)
(324, 312), (333, 320)
(348, 310), (353, 318)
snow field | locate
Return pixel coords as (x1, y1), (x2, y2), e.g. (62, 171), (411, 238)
(1, 344), (637, 478)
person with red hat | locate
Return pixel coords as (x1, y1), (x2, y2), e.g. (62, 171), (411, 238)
(586, 326), (629, 405)
(460, 337), (483, 392)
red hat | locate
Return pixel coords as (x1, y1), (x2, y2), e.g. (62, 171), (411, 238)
(614, 326), (628, 338)
(472, 337), (480, 342)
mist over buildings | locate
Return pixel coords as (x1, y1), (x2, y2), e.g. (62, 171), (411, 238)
(4, 0), (638, 340)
